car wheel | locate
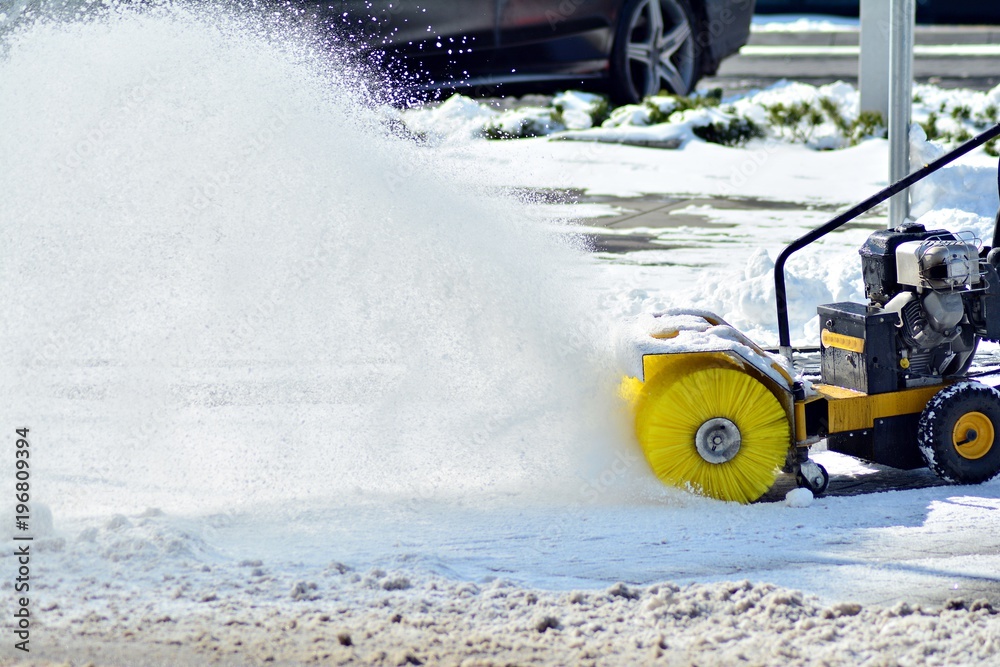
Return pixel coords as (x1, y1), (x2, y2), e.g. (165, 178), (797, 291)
(610, 0), (701, 104)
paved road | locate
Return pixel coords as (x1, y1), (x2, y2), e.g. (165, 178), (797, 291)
(705, 25), (1000, 93)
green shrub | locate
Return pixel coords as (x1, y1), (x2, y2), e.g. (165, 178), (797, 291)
(920, 112), (940, 141)
(765, 101), (820, 142)
(849, 110), (886, 145)
(985, 137), (1000, 157)
(693, 118), (764, 147)
(818, 97), (849, 134)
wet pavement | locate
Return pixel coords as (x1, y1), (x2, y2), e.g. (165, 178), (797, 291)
(563, 192), (882, 254)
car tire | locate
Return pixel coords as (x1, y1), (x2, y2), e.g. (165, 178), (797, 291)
(609, 0), (702, 104)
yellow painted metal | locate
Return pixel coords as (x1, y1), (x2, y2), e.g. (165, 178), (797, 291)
(793, 394), (825, 445)
(795, 400), (807, 443)
(952, 411), (994, 460)
(815, 383), (944, 434)
(642, 351), (737, 385)
(771, 362), (794, 386)
(821, 329), (866, 353)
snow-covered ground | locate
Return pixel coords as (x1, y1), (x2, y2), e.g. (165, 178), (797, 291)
(751, 14), (860, 33)
(3, 4), (1000, 665)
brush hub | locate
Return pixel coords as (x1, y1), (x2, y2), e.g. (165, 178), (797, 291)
(695, 418), (741, 464)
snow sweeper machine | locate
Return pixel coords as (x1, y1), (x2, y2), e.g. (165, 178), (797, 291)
(621, 123), (1000, 504)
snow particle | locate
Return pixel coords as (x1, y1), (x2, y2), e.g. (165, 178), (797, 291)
(327, 561), (352, 574)
(382, 576), (412, 591)
(534, 615), (562, 633)
(886, 601), (914, 617)
(607, 582), (641, 600)
(970, 599), (995, 613)
(944, 598), (967, 611)
(105, 514), (133, 531)
(77, 527), (99, 543)
(396, 651), (423, 666)
(829, 602), (862, 617)
(290, 581), (319, 601)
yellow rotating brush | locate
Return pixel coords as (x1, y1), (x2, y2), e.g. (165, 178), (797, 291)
(634, 358), (790, 504)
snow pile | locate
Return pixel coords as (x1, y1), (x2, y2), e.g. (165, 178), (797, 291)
(400, 93), (498, 142)
(785, 488), (814, 508)
(910, 124), (1000, 241)
(399, 80), (885, 150)
(400, 79), (1000, 160)
(71, 510), (216, 563)
(403, 90), (609, 141)
(30, 555), (1000, 666)
(615, 309), (792, 390)
(911, 82), (1000, 152)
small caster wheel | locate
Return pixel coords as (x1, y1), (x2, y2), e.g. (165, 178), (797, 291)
(795, 461), (829, 496)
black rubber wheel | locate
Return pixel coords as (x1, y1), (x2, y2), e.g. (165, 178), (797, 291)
(918, 381), (1000, 484)
(795, 463), (829, 496)
(609, 0), (702, 104)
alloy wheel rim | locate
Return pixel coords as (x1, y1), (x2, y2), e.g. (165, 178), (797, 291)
(624, 0), (695, 99)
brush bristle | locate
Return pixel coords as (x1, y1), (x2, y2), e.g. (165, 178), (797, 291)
(635, 364), (789, 503)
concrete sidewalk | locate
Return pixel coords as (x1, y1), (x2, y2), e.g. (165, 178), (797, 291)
(708, 24), (1000, 92)
(749, 26), (1000, 47)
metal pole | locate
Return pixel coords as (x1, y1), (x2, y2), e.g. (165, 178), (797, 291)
(859, 0), (891, 119)
(888, 0), (915, 229)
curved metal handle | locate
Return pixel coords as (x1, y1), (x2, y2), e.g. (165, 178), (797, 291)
(774, 123), (1000, 361)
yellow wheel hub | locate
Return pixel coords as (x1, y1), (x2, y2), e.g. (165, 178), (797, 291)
(952, 411), (994, 460)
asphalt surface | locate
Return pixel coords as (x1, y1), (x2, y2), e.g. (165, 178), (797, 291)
(705, 25), (1000, 94)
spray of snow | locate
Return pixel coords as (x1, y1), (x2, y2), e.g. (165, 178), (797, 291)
(0, 2), (639, 518)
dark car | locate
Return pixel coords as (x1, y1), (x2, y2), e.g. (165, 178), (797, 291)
(306, 0), (755, 103)
(754, 1), (1000, 24)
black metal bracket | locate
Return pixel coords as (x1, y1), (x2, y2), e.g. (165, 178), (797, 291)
(774, 123), (1000, 360)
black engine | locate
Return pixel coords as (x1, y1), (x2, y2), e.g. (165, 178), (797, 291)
(818, 222), (1000, 395)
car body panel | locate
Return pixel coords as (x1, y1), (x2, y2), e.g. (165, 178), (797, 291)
(303, 0), (753, 98)
(702, 0), (755, 67)
(494, 0), (617, 76)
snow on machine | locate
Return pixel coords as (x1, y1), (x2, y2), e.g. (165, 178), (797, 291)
(620, 124), (1000, 503)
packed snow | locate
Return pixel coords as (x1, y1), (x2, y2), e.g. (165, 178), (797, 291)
(2, 3), (1000, 665)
